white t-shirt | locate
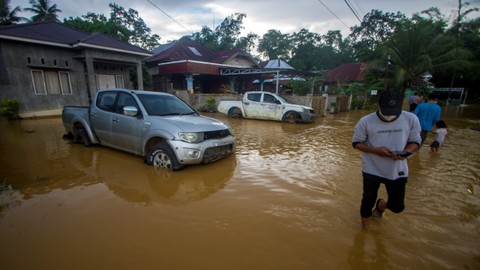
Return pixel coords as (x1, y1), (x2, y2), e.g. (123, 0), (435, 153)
(352, 111), (422, 180)
(434, 128), (447, 145)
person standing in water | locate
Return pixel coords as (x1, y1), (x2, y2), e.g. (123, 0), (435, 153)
(430, 120), (448, 152)
(352, 89), (422, 230)
(413, 93), (441, 145)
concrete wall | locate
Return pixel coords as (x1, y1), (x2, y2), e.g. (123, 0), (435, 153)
(174, 90), (335, 117)
(0, 40), (144, 118)
(0, 41), (89, 116)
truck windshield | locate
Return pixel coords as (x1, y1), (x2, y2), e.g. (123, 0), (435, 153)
(137, 94), (196, 116)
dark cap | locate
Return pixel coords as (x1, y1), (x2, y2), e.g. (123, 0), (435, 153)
(379, 89), (403, 116)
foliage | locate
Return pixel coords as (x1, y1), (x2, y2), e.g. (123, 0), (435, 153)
(23, 0), (61, 22)
(257, 29), (291, 60)
(386, 20), (468, 94)
(289, 79), (311, 96)
(190, 13), (258, 53)
(64, 13), (130, 42)
(198, 95), (217, 113)
(219, 84), (237, 94)
(0, 0), (25, 25)
(63, 3), (160, 51)
(0, 98), (21, 120)
(348, 9), (407, 61)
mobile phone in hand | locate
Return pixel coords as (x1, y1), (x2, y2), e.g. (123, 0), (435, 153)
(392, 151), (411, 157)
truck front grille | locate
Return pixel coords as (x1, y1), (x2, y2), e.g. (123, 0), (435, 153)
(203, 129), (231, 140)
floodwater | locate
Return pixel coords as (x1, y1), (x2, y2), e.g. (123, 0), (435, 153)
(0, 106), (479, 270)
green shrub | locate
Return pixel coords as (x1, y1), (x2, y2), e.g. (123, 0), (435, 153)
(0, 99), (21, 120)
(198, 95), (217, 112)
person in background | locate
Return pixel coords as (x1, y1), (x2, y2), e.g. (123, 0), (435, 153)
(430, 120), (448, 152)
(409, 92), (420, 111)
(413, 93), (441, 145)
(352, 89), (422, 230)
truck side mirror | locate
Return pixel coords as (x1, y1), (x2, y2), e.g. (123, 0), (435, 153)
(123, 106), (138, 117)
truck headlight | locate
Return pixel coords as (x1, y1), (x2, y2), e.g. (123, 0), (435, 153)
(179, 132), (204, 143)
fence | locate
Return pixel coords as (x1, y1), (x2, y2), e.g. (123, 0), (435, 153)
(175, 90), (351, 117)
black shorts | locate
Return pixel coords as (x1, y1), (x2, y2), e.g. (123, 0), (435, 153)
(430, 140), (440, 148)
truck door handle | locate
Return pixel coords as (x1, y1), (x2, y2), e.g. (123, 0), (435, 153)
(112, 118), (119, 123)
(90, 113), (97, 118)
(244, 102), (249, 105)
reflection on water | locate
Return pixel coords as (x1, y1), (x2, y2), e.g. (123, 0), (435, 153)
(0, 106), (479, 269)
(69, 144), (236, 206)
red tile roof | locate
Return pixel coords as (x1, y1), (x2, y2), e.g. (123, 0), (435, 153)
(324, 63), (367, 83)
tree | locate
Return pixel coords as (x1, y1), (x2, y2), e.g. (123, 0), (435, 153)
(108, 3), (160, 51)
(191, 13), (257, 53)
(381, 20), (466, 94)
(64, 13), (130, 41)
(349, 10), (407, 61)
(257, 29), (291, 60)
(23, 0), (61, 22)
(63, 3), (160, 51)
(235, 32), (259, 54)
(0, 0), (25, 25)
(190, 26), (218, 49)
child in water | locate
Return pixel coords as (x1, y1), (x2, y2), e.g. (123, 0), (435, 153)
(430, 120), (447, 152)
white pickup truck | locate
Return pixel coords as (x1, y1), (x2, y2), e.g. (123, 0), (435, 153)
(217, 91), (315, 123)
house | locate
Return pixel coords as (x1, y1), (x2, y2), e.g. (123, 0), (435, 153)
(322, 63), (367, 91)
(0, 21), (151, 117)
(145, 38), (260, 94)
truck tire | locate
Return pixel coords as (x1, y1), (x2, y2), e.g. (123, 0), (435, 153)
(282, 112), (301, 124)
(146, 143), (184, 171)
(227, 107), (242, 118)
(74, 129), (92, 146)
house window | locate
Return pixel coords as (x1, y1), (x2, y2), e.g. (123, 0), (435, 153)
(31, 69), (72, 95)
(59, 72), (72, 94)
(45, 71), (61, 94)
(31, 70), (47, 95)
(115, 75), (124, 88)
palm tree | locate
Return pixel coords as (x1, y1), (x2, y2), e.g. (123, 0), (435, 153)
(369, 20), (468, 96)
(0, 0), (24, 25)
(23, 0), (61, 22)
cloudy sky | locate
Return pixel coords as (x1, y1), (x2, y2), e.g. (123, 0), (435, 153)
(10, 0), (480, 43)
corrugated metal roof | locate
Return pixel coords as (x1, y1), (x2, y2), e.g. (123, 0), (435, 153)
(262, 59), (295, 70)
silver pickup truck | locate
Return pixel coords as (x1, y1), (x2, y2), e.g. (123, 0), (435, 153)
(62, 88), (235, 171)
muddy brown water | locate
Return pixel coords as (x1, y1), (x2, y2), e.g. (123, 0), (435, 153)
(1, 106), (479, 269)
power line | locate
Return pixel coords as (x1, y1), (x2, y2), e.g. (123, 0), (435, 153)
(146, 0), (193, 35)
(353, 0), (366, 17)
(344, 0), (362, 23)
(316, 0), (350, 28)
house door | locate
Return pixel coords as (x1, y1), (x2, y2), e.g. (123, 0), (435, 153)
(97, 74), (116, 90)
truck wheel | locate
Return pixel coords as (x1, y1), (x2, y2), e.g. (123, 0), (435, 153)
(282, 112), (301, 124)
(228, 107), (242, 118)
(74, 129), (92, 146)
(146, 143), (184, 171)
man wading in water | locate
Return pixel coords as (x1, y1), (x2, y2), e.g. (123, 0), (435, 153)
(352, 89), (422, 230)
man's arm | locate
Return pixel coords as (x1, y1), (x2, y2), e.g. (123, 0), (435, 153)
(353, 142), (393, 157)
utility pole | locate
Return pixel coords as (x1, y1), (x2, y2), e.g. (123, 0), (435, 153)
(447, 0), (462, 106)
